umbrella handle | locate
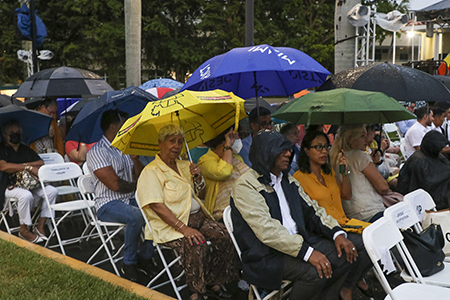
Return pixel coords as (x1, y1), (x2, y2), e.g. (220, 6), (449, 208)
(185, 140), (193, 163)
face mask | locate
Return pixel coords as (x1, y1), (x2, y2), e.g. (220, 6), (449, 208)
(231, 139), (243, 153)
(9, 133), (21, 144)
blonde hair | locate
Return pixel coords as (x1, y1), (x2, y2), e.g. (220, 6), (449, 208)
(158, 123), (186, 142)
(330, 124), (366, 168)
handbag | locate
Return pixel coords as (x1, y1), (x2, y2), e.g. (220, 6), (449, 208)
(8, 169), (41, 190)
(423, 209), (450, 256)
(401, 223), (445, 277)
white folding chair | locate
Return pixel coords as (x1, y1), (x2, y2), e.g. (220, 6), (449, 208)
(39, 153), (80, 196)
(39, 162), (95, 255)
(403, 189), (437, 223)
(383, 123), (402, 145)
(78, 174), (125, 276)
(0, 197), (20, 234)
(82, 163), (90, 175)
(39, 152), (65, 164)
(223, 206), (291, 300)
(362, 218), (449, 300)
(384, 202), (450, 287)
(135, 192), (187, 300)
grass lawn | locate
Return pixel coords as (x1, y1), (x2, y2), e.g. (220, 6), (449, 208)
(0, 240), (150, 300)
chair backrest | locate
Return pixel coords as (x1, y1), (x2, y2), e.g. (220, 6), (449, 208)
(134, 192), (153, 236)
(39, 152), (65, 164)
(403, 189), (437, 222)
(82, 163), (91, 175)
(78, 174), (95, 200)
(363, 217), (426, 296)
(384, 202), (421, 231)
(38, 162), (83, 183)
(223, 206), (242, 259)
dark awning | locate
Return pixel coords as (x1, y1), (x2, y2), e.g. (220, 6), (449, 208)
(415, 0), (450, 22)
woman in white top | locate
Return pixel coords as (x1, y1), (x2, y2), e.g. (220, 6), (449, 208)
(330, 125), (390, 222)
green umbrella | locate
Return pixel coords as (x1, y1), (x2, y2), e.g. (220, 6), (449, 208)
(273, 88), (416, 125)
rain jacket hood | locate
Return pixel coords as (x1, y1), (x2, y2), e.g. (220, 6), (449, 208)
(421, 130), (449, 158)
(398, 130), (450, 210)
(249, 129), (293, 184)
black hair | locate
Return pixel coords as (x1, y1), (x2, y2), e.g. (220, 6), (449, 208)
(432, 101), (450, 111)
(204, 126), (234, 149)
(431, 106), (446, 117)
(100, 109), (129, 134)
(248, 106), (271, 124)
(39, 98), (57, 109)
(298, 130), (331, 175)
(415, 106), (431, 120)
(280, 123), (297, 136)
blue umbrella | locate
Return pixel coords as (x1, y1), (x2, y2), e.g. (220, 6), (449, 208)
(65, 86), (158, 143)
(140, 78), (184, 90)
(181, 44), (331, 99)
(0, 105), (52, 144)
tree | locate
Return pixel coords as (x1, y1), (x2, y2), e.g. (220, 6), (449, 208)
(0, 1), (27, 85)
(142, 0), (206, 82)
(37, 0), (125, 89)
(260, 0), (336, 72)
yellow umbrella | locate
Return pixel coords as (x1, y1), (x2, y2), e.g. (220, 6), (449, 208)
(112, 89), (247, 156)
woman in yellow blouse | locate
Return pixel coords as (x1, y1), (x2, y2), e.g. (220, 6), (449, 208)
(137, 124), (238, 300)
(198, 127), (249, 220)
(293, 130), (373, 300)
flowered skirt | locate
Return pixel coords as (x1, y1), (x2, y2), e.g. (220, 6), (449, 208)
(163, 211), (240, 293)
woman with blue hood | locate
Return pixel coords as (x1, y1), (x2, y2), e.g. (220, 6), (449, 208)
(398, 130), (450, 210)
(231, 130), (356, 300)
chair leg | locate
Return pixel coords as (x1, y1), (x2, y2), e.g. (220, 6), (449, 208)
(148, 245), (184, 300)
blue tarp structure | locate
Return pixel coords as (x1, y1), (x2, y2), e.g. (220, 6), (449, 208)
(15, 4), (47, 46)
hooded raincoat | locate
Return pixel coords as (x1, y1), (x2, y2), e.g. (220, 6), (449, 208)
(398, 130), (450, 210)
(230, 130), (342, 290)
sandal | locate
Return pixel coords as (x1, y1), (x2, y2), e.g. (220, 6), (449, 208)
(33, 227), (48, 241)
(18, 232), (43, 244)
(205, 286), (233, 300)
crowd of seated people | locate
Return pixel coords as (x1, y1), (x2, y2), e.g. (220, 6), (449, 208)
(5, 94), (450, 300)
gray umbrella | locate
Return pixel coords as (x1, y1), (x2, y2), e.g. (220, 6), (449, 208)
(13, 66), (113, 99)
(0, 94), (25, 107)
(317, 63), (450, 102)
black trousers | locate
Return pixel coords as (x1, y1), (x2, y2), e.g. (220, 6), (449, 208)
(345, 232), (372, 287)
(282, 238), (352, 300)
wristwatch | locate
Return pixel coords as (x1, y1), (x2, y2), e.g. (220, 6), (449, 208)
(223, 146), (232, 152)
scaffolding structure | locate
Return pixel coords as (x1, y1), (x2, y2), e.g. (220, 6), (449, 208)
(354, 13), (376, 67)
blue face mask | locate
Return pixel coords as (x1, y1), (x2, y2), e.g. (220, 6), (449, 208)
(9, 133), (21, 144)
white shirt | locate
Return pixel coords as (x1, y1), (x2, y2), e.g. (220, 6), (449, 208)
(404, 121), (429, 159)
(269, 172), (345, 261)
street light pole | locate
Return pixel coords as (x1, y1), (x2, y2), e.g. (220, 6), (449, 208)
(245, 0), (254, 47)
(124, 0), (141, 87)
(29, 0), (38, 74)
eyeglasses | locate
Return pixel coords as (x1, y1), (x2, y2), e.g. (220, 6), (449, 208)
(310, 144), (332, 152)
(260, 121), (274, 128)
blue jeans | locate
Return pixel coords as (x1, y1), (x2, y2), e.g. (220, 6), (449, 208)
(97, 199), (154, 265)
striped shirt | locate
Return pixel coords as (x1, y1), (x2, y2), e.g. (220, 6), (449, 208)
(86, 135), (134, 210)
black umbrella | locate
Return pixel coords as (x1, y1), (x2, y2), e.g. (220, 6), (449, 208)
(13, 66), (114, 99)
(0, 94), (25, 107)
(318, 63), (450, 102)
(0, 94), (13, 107)
(0, 105), (52, 144)
(433, 75), (450, 91)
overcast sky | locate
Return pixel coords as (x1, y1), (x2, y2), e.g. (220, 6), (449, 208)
(407, 0), (442, 10)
